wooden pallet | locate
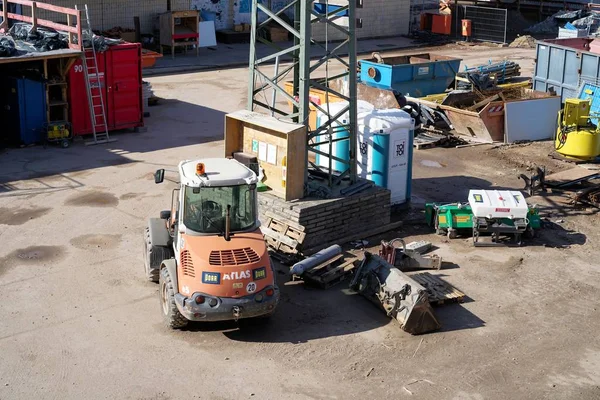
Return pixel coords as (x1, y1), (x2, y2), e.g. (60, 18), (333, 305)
(298, 256), (357, 289)
(261, 215), (306, 259)
(410, 272), (465, 305)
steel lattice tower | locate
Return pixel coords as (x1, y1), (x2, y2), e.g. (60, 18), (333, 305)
(247, 0), (359, 191)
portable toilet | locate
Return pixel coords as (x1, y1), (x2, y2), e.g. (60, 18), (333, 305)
(358, 109), (414, 205)
(315, 100), (374, 173)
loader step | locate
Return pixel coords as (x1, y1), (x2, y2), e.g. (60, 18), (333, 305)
(409, 272), (466, 305)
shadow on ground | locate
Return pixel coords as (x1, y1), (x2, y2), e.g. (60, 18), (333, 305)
(0, 99), (225, 196)
(412, 175), (494, 203)
(178, 258), (485, 341)
(183, 270), (392, 343)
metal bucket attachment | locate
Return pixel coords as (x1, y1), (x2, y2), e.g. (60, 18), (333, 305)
(351, 252), (441, 335)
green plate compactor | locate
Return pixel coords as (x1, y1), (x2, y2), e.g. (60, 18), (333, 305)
(425, 190), (541, 246)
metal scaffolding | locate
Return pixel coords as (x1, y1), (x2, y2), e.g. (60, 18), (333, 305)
(247, 0), (359, 191)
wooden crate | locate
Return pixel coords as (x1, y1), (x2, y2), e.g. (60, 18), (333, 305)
(410, 272), (466, 305)
(225, 110), (307, 201)
(159, 10), (200, 59)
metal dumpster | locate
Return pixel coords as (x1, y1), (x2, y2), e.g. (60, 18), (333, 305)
(438, 89), (560, 143)
(534, 38), (600, 102)
(359, 53), (462, 97)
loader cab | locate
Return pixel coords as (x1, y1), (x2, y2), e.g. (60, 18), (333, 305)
(148, 158), (278, 329)
(154, 158), (260, 244)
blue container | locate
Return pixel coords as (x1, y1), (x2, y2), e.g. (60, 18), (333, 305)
(0, 77), (47, 145)
(534, 38), (600, 103)
(313, 3), (348, 16)
(578, 83), (600, 124)
(359, 53), (461, 97)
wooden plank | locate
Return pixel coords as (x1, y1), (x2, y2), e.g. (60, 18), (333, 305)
(284, 225), (306, 243)
(277, 242), (296, 254)
(262, 226), (298, 249)
(467, 94), (500, 112)
(303, 253), (344, 275)
(265, 211), (305, 231)
(411, 273), (465, 305)
(423, 274), (457, 298)
(0, 0), (7, 30)
(269, 219), (289, 234)
(545, 167), (600, 187)
(315, 260), (356, 283)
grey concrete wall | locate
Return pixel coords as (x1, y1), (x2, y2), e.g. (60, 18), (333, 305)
(311, 0), (411, 42)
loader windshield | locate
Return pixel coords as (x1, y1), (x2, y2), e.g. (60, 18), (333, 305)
(183, 185), (256, 234)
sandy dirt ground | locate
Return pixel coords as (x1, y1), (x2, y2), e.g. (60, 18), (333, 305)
(1, 44), (600, 400)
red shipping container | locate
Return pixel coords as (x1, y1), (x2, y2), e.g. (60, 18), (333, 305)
(68, 42), (144, 136)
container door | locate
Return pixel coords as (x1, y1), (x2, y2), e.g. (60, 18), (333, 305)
(21, 79), (47, 145)
(105, 45), (142, 129)
(387, 128), (410, 205)
(68, 50), (107, 136)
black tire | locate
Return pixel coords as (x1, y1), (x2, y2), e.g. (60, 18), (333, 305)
(144, 226), (172, 283)
(159, 267), (188, 329)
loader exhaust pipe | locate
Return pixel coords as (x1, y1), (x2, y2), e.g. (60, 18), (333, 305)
(351, 252), (441, 335)
(225, 205), (231, 241)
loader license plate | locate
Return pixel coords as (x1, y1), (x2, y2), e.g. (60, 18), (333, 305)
(202, 272), (221, 284)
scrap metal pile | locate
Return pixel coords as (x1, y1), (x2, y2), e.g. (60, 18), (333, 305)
(456, 61), (521, 91)
(526, 9), (600, 36)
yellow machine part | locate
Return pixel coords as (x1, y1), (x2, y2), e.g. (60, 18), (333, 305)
(47, 125), (70, 140)
(556, 99), (600, 160)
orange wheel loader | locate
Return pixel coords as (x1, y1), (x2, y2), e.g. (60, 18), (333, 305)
(144, 158), (279, 329)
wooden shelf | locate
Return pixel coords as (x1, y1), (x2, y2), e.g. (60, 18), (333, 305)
(160, 10), (199, 59)
(49, 101), (68, 106)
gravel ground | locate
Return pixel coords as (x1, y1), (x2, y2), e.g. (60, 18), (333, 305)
(1, 45), (600, 400)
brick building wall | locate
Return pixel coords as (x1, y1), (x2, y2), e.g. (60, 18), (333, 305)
(33, 0), (408, 39)
(35, 0), (191, 33)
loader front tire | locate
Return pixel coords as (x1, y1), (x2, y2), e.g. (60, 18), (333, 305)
(159, 267), (188, 329)
(144, 226), (171, 283)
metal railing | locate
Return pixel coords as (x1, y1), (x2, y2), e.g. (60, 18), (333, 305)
(463, 5), (507, 44)
(0, 0), (83, 50)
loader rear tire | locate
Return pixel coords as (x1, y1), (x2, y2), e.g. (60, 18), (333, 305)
(144, 226), (172, 283)
(159, 267), (188, 329)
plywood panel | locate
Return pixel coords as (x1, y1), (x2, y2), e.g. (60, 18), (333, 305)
(224, 111), (306, 201)
(504, 97), (561, 143)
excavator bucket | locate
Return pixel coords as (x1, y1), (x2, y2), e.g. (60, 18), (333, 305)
(351, 252), (441, 335)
